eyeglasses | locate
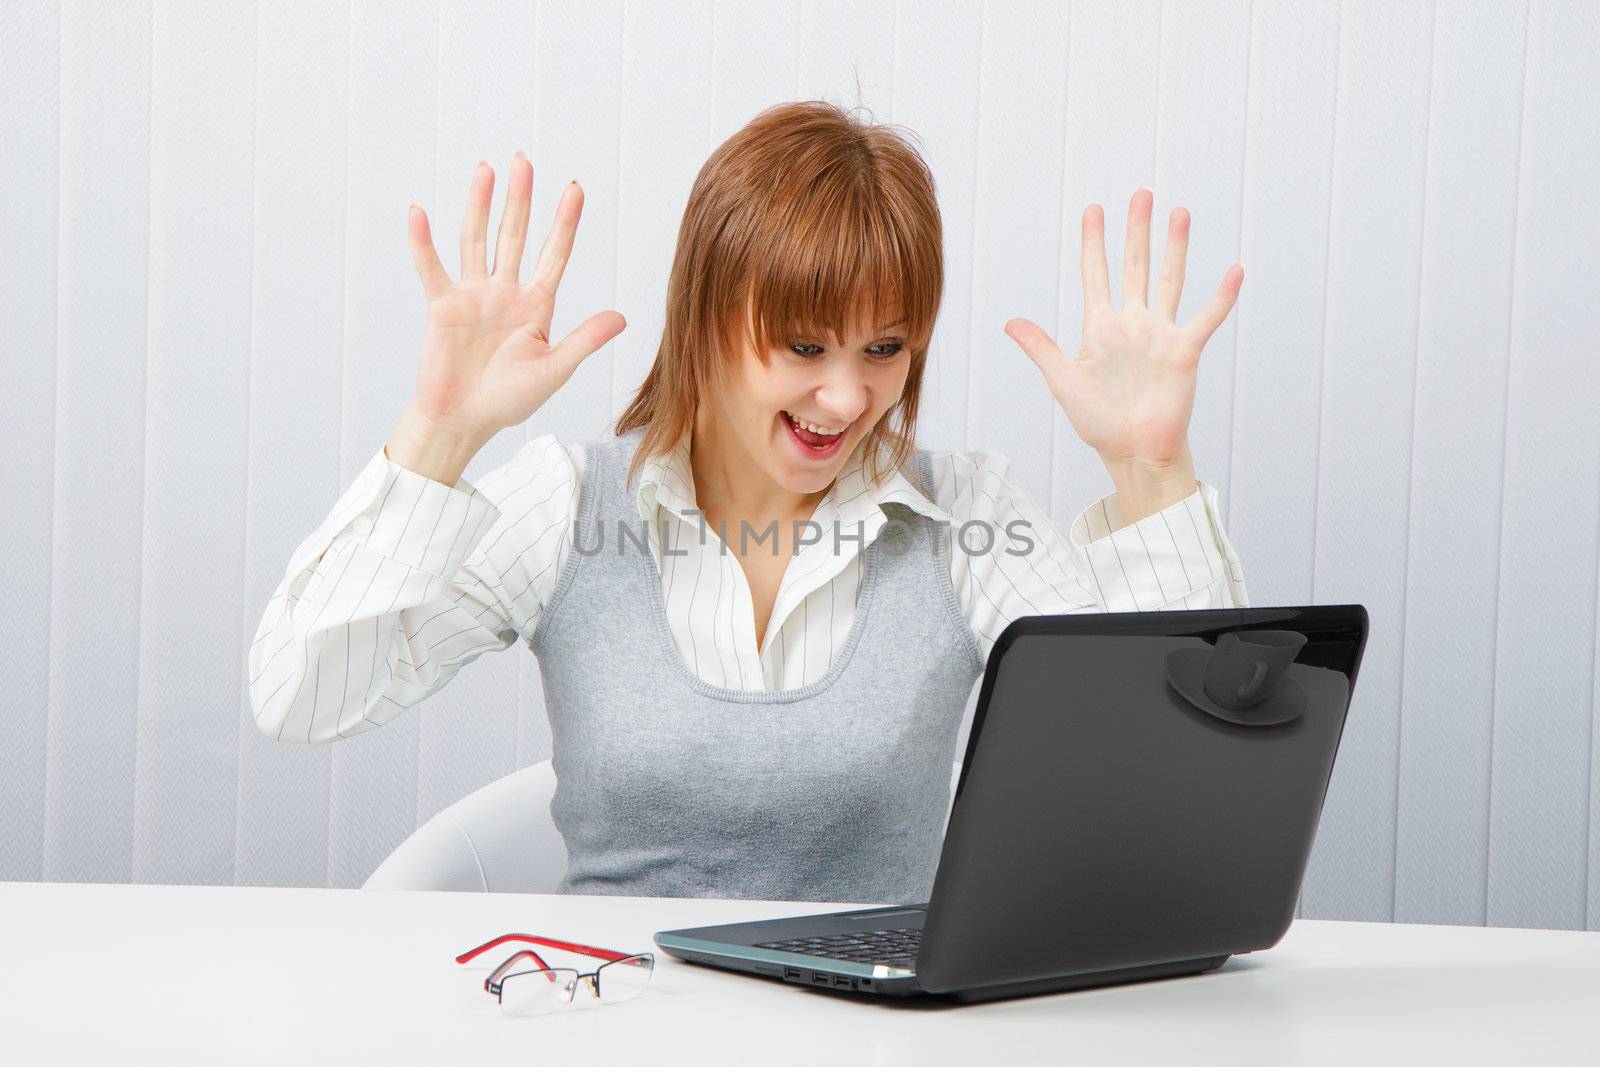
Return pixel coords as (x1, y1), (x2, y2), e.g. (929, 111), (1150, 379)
(456, 933), (656, 1016)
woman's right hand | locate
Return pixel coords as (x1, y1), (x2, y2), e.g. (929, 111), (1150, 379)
(403, 153), (626, 446)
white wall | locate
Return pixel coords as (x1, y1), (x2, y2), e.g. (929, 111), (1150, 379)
(3, 0), (1597, 931)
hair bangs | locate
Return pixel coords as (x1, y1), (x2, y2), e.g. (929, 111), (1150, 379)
(740, 180), (936, 363)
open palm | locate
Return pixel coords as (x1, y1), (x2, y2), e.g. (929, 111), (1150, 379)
(406, 154), (625, 441)
(1004, 188), (1243, 471)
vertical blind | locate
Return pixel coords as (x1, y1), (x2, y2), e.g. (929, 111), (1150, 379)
(1, 0), (1596, 932)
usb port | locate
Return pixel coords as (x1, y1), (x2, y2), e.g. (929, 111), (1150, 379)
(832, 976), (852, 988)
(784, 968), (801, 979)
(811, 973), (830, 984)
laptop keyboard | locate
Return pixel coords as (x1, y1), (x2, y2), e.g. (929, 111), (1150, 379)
(755, 926), (922, 968)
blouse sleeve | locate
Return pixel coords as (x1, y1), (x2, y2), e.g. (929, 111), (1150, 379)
(929, 449), (1249, 661)
(248, 433), (579, 744)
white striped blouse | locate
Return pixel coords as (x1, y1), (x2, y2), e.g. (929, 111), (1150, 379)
(249, 432), (1248, 744)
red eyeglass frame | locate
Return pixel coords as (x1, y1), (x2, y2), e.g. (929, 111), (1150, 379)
(455, 933), (654, 999)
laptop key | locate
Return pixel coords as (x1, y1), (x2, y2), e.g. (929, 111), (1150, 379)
(758, 927), (921, 966)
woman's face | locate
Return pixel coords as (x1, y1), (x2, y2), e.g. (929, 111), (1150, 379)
(701, 303), (913, 499)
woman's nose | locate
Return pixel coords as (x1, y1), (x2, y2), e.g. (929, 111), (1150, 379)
(814, 362), (869, 423)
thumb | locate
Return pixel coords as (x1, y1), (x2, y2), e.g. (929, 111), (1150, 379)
(1003, 317), (1067, 378)
(551, 310), (628, 375)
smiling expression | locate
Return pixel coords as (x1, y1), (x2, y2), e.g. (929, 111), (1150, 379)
(699, 299), (913, 500)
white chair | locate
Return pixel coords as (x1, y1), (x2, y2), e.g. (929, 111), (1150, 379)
(363, 759), (966, 893)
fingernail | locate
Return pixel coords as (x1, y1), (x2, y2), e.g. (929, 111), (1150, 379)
(477, 159), (488, 170)
(514, 150), (526, 161)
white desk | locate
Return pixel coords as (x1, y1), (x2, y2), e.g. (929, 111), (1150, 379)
(1, 881), (1597, 1065)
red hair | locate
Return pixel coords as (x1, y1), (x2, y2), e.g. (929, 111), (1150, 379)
(613, 99), (944, 489)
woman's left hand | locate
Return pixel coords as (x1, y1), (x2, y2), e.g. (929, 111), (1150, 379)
(1003, 188), (1243, 475)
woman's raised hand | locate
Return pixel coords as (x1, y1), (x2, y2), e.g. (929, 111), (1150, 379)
(402, 153), (626, 446)
(1004, 187), (1242, 475)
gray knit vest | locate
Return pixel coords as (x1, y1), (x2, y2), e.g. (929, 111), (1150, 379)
(530, 427), (985, 904)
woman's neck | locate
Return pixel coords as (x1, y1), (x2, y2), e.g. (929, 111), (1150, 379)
(689, 404), (828, 529)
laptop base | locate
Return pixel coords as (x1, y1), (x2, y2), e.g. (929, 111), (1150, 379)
(659, 939), (1231, 1002)
(925, 953), (1232, 1003)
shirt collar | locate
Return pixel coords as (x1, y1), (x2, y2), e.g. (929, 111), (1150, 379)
(633, 432), (951, 527)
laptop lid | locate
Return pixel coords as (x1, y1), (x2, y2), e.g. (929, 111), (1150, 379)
(914, 604), (1369, 995)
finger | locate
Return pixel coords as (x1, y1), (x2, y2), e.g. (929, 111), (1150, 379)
(550, 309), (627, 377)
(1080, 203), (1112, 314)
(460, 160), (493, 278)
(1181, 263), (1245, 349)
(1153, 205), (1190, 321)
(407, 203), (453, 302)
(1122, 187), (1153, 308)
(492, 152), (533, 282)
(526, 180), (584, 333)
(1003, 317), (1071, 391)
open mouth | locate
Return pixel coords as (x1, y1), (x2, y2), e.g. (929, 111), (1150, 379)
(781, 410), (850, 459)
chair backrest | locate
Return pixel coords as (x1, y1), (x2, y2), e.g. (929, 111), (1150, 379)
(364, 759), (965, 893)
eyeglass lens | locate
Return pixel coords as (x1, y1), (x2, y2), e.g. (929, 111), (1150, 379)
(596, 953), (654, 1002)
(497, 954), (654, 1016)
(499, 968), (579, 1015)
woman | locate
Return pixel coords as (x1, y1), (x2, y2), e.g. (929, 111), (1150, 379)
(249, 101), (1248, 904)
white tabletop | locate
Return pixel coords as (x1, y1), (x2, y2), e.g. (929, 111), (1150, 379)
(2, 880), (1597, 1066)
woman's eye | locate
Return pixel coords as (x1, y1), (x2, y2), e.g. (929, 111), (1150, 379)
(788, 341), (904, 359)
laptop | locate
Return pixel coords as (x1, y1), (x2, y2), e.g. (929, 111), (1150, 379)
(653, 604), (1370, 1003)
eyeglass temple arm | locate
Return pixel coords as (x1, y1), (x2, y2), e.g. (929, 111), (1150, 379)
(455, 932), (632, 966)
